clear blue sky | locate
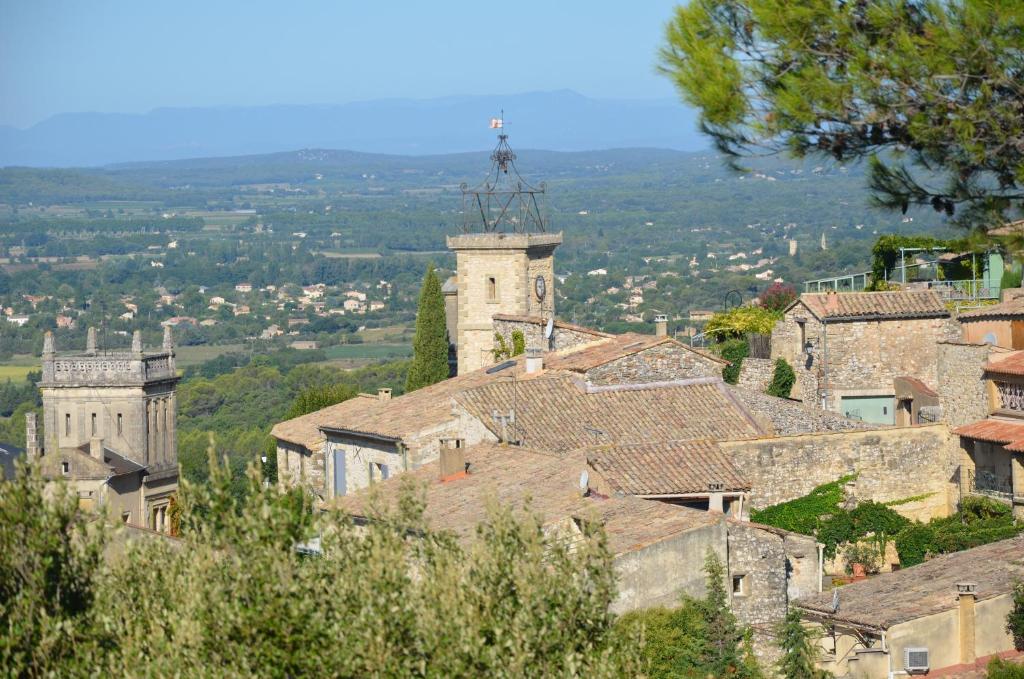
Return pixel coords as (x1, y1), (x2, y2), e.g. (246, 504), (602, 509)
(0, 0), (684, 128)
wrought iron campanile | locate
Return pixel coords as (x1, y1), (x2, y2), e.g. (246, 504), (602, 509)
(460, 132), (547, 233)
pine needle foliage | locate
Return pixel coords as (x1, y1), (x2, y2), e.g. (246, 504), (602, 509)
(406, 263), (450, 392)
(660, 0), (1024, 228)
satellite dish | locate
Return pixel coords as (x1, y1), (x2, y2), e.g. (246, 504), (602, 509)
(579, 469), (589, 491)
(544, 317), (554, 339)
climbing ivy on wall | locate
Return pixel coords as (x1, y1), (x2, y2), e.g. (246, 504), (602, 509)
(752, 477), (1023, 565)
(765, 358), (795, 398)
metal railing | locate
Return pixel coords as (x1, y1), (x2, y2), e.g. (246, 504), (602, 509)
(924, 279), (999, 301)
(967, 468), (1013, 500)
(803, 272), (872, 293)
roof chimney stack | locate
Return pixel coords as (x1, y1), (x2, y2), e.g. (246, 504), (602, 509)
(957, 582), (977, 664)
(825, 290), (840, 314)
(525, 347), (543, 374)
(654, 314), (668, 338)
(377, 387), (392, 402)
(438, 438), (466, 481)
(90, 437), (104, 461)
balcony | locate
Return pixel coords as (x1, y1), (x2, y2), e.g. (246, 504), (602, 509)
(967, 467), (1013, 501)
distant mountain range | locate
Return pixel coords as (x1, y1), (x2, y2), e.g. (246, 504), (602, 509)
(0, 90), (705, 168)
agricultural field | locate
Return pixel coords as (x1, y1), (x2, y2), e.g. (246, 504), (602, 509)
(174, 343), (246, 369)
(0, 354), (40, 381)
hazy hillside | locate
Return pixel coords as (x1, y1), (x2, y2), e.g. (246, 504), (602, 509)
(0, 90), (705, 167)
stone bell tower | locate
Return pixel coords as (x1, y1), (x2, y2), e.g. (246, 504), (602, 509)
(447, 129), (562, 374)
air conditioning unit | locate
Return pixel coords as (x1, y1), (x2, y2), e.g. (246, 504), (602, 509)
(904, 647), (929, 674)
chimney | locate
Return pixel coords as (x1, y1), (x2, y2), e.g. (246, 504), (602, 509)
(43, 331), (55, 356)
(377, 387), (392, 402)
(90, 436), (104, 461)
(957, 582), (977, 664)
(654, 314), (669, 338)
(825, 290), (840, 314)
(163, 325), (174, 352)
(25, 412), (38, 460)
(525, 347), (543, 374)
(86, 326), (97, 354)
(708, 481), (725, 513)
(438, 438), (466, 480)
(131, 330), (142, 354)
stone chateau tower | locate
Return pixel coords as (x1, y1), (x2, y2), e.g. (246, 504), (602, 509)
(30, 327), (179, 531)
(446, 131), (562, 374)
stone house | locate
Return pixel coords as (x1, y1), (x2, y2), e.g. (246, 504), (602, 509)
(270, 333), (738, 502)
(337, 442), (821, 664)
(951, 349), (1024, 519)
(26, 328), (179, 532)
(958, 291), (1024, 348)
(797, 535), (1024, 678)
(771, 290), (959, 423)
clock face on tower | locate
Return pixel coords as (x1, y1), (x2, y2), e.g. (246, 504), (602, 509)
(534, 275), (546, 301)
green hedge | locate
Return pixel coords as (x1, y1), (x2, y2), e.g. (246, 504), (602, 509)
(765, 358), (795, 398)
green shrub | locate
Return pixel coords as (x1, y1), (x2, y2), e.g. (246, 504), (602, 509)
(987, 656), (1024, 679)
(1001, 267), (1023, 290)
(894, 496), (1023, 567)
(716, 338), (749, 385)
(1008, 581), (1024, 651)
(705, 306), (781, 339)
(616, 552), (762, 679)
(766, 358), (796, 398)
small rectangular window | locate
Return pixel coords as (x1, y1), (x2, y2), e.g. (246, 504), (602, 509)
(486, 276), (497, 302)
(732, 575), (749, 597)
(91, 413), (97, 436)
(122, 512), (131, 524)
(65, 413), (71, 437)
(61, 461), (70, 475)
(117, 414), (123, 435)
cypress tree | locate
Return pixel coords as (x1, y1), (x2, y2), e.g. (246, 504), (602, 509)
(406, 264), (450, 392)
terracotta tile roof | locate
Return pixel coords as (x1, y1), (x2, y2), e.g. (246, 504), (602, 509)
(988, 218), (1024, 236)
(894, 375), (939, 398)
(953, 417), (1024, 447)
(959, 297), (1024, 320)
(454, 374), (766, 454)
(586, 440), (749, 496)
(334, 442), (718, 554)
(270, 362), (506, 450)
(544, 333), (727, 373)
(491, 313), (614, 338)
(796, 291), (949, 321)
(797, 535), (1024, 629)
(984, 351), (1024, 376)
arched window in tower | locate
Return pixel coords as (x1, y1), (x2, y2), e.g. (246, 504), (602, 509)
(487, 276), (498, 302)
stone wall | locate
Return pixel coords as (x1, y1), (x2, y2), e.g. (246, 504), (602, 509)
(585, 343), (725, 385)
(936, 341), (990, 429)
(771, 305), (960, 410)
(722, 425), (958, 521)
(492, 317), (603, 355)
(737, 357), (774, 392)
(612, 520), (727, 614)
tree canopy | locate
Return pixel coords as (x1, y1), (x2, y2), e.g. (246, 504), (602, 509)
(660, 0), (1024, 229)
(0, 456), (640, 677)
